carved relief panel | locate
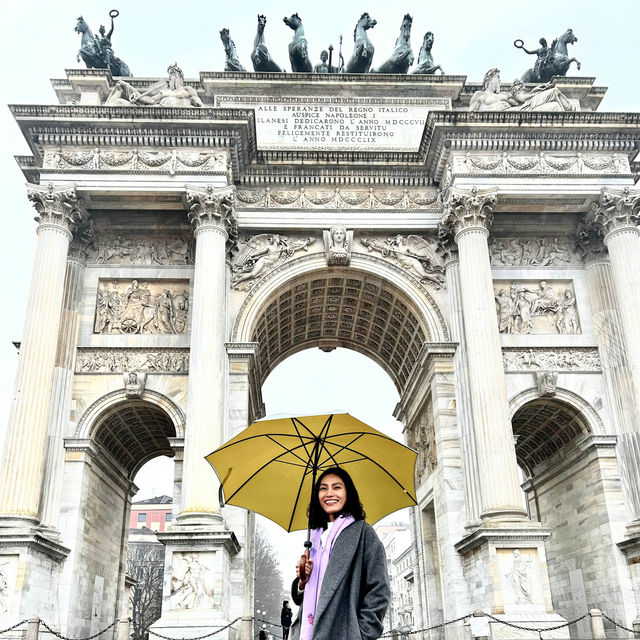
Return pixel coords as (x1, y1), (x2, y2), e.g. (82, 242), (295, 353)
(489, 237), (579, 266)
(0, 555), (18, 615)
(89, 234), (194, 265)
(94, 279), (189, 335)
(497, 548), (546, 613)
(407, 397), (437, 484)
(170, 552), (220, 610)
(494, 280), (580, 335)
(76, 348), (189, 373)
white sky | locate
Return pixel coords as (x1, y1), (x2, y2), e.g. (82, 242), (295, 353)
(1, 0), (639, 599)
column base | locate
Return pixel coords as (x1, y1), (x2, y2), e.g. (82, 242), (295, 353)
(455, 521), (571, 638)
(0, 524), (70, 622)
(175, 511), (226, 527)
(154, 523), (242, 640)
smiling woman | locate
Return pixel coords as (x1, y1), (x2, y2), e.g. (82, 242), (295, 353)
(291, 467), (389, 640)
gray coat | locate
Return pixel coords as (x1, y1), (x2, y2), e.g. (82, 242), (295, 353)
(290, 520), (390, 640)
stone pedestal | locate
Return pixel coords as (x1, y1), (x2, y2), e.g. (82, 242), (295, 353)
(153, 525), (241, 640)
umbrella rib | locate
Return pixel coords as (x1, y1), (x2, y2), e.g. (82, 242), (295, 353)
(265, 434), (314, 466)
(317, 432), (365, 467)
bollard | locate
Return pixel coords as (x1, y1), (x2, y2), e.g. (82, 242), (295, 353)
(589, 609), (606, 640)
(117, 618), (131, 640)
(633, 617), (640, 639)
(26, 618), (40, 640)
(390, 631), (399, 640)
(239, 615), (253, 640)
(471, 609), (489, 640)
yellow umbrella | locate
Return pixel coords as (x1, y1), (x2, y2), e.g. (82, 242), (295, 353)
(205, 412), (417, 538)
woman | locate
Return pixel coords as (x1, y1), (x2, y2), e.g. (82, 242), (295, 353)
(290, 467), (390, 640)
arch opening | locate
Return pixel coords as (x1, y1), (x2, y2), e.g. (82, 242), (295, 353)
(91, 400), (177, 478)
(250, 269), (432, 393)
(512, 398), (590, 474)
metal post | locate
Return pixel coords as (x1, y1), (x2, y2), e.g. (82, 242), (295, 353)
(117, 618), (131, 640)
(26, 617), (40, 640)
(589, 609), (606, 640)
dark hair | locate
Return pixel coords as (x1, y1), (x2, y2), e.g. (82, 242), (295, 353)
(308, 466), (366, 530)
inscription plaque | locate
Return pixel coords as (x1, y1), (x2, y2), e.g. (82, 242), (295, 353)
(215, 96), (450, 151)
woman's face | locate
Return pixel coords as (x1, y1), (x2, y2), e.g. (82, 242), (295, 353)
(318, 473), (347, 522)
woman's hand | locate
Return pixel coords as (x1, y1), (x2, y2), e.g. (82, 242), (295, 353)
(296, 549), (313, 589)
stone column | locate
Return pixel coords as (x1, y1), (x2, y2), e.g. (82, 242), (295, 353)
(577, 220), (640, 520)
(583, 187), (640, 529)
(441, 187), (526, 520)
(40, 221), (94, 532)
(179, 185), (237, 524)
(438, 238), (483, 526)
(0, 184), (85, 525)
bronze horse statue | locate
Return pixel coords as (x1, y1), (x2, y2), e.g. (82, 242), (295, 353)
(345, 12), (377, 73)
(75, 12), (131, 76)
(518, 28), (581, 83)
(251, 14), (284, 72)
(412, 31), (444, 74)
(372, 13), (414, 74)
(220, 28), (246, 72)
(283, 13), (312, 73)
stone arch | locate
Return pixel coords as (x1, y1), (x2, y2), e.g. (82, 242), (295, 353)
(75, 388), (185, 477)
(232, 253), (449, 394)
(508, 387), (603, 475)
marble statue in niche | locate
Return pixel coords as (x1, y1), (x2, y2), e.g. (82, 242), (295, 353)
(0, 561), (9, 614)
(94, 280), (189, 335)
(323, 225), (353, 266)
(506, 549), (533, 604)
(231, 234), (314, 290)
(494, 281), (580, 335)
(360, 235), (445, 288)
(171, 553), (217, 610)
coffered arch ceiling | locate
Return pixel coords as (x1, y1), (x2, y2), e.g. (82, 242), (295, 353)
(250, 270), (432, 393)
(512, 398), (590, 474)
(91, 400), (177, 477)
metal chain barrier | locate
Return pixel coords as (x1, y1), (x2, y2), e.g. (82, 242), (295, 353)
(40, 619), (120, 640)
(601, 612), (638, 634)
(484, 610), (590, 634)
(0, 620), (28, 636)
(380, 612), (473, 637)
(133, 617), (242, 640)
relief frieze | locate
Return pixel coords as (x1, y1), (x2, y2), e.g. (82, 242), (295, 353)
(494, 280), (580, 335)
(502, 348), (601, 372)
(490, 237), (579, 266)
(95, 279), (189, 335)
(235, 187), (441, 210)
(453, 152), (630, 175)
(89, 234), (194, 265)
(44, 148), (228, 174)
(75, 348), (189, 373)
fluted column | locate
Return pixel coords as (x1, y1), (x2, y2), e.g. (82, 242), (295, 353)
(39, 220), (94, 531)
(0, 184), (86, 524)
(179, 185), (237, 523)
(441, 187), (526, 519)
(582, 187), (640, 522)
(437, 235), (483, 526)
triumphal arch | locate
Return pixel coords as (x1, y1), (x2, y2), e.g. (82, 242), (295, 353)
(1, 50), (640, 640)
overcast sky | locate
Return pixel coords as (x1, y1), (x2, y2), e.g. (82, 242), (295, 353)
(1, 0), (639, 601)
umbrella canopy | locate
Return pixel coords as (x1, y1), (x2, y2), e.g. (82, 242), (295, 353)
(205, 412), (417, 533)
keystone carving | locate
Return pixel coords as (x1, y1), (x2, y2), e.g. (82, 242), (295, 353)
(441, 186), (498, 238)
(124, 371), (147, 399)
(27, 183), (87, 234)
(323, 225), (353, 266)
(185, 185), (238, 250)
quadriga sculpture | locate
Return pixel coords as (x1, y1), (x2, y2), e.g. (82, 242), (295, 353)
(220, 28), (246, 72)
(372, 13), (414, 74)
(412, 31), (444, 74)
(251, 14), (284, 72)
(75, 10), (131, 76)
(345, 12), (377, 73)
(284, 13), (312, 73)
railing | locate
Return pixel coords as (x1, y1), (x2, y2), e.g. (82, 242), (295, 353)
(0, 609), (638, 640)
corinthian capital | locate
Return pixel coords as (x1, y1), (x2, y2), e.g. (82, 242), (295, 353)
(441, 186), (498, 240)
(185, 184), (238, 247)
(27, 183), (86, 235)
(587, 187), (640, 239)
